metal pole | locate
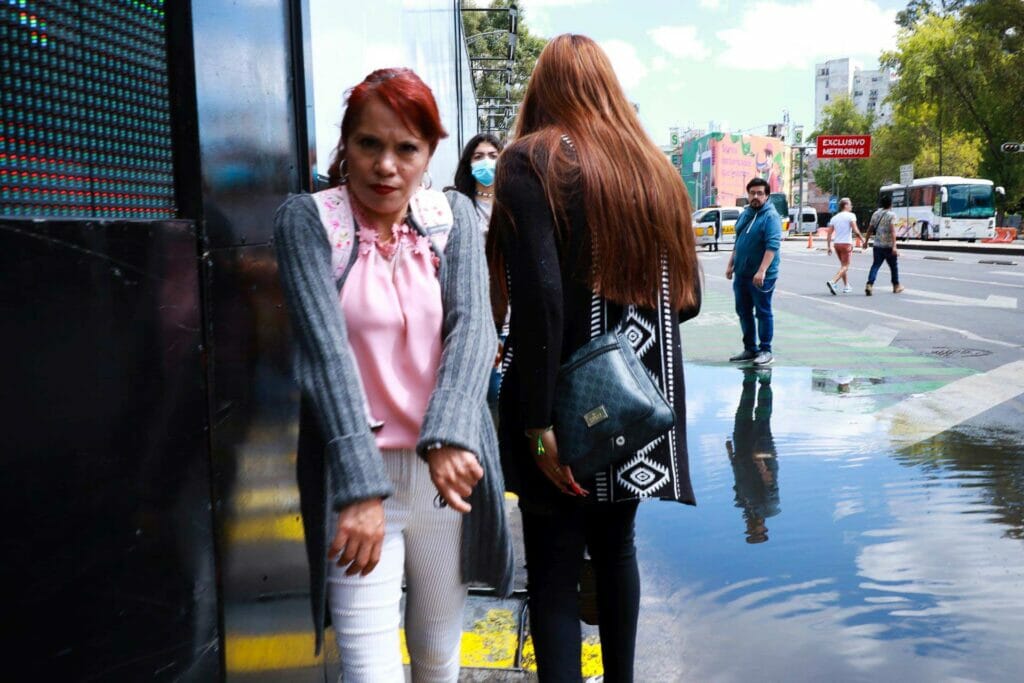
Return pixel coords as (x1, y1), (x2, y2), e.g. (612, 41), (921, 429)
(798, 148), (805, 233)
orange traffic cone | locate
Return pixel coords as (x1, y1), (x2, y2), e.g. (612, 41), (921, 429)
(806, 232), (814, 249)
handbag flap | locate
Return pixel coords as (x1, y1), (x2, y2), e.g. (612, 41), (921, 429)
(553, 331), (674, 476)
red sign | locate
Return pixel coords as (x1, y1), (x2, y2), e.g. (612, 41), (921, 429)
(816, 135), (872, 159)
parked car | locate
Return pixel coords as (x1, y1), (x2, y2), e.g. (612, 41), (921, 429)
(693, 207), (743, 250)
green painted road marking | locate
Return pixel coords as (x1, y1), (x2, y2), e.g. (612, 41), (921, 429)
(684, 286), (976, 406)
(855, 380), (948, 395)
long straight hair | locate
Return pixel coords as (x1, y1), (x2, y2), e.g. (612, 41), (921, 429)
(494, 34), (698, 310)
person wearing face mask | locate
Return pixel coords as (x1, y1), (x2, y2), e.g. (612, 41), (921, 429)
(450, 133), (504, 234)
(450, 134), (507, 413)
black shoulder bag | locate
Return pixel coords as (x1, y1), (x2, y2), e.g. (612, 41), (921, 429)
(552, 311), (676, 479)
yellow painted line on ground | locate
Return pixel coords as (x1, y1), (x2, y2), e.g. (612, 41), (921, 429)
(226, 514), (304, 543)
(226, 632), (317, 672)
(226, 609), (603, 675)
(231, 486), (301, 514)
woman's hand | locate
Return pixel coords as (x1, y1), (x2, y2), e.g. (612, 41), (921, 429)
(428, 446), (484, 513)
(330, 498), (385, 576)
(529, 430), (588, 497)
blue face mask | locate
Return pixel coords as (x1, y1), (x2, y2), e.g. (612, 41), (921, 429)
(471, 158), (497, 187)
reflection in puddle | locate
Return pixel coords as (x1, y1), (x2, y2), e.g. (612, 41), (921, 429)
(634, 364), (1024, 682)
(727, 369), (779, 544)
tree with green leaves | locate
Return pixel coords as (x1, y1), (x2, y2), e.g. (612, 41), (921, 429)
(462, 0), (547, 136)
(884, 0), (1024, 212)
(810, 97), (879, 219)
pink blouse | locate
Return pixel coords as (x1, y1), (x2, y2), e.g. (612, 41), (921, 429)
(340, 220), (444, 450)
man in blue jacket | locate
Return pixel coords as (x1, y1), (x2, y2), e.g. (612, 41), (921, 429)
(726, 177), (781, 366)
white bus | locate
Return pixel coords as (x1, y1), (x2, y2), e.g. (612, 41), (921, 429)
(878, 176), (1004, 241)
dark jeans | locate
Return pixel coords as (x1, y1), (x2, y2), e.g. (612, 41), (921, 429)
(733, 275), (776, 353)
(521, 499), (641, 682)
(867, 246), (899, 285)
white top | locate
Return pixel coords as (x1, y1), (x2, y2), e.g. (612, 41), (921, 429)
(475, 198), (493, 235)
(828, 211), (857, 244)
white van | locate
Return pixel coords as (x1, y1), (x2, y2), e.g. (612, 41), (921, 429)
(693, 207), (743, 250)
(788, 207), (818, 235)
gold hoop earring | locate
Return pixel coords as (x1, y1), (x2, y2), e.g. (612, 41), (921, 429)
(421, 170), (432, 189)
(339, 158), (349, 184)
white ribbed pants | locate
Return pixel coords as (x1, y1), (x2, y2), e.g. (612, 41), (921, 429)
(328, 449), (466, 683)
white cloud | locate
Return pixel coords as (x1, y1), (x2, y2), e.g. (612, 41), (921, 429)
(599, 39), (649, 90)
(518, 0), (601, 37)
(651, 55), (670, 71)
(716, 0), (898, 71)
(649, 25), (711, 61)
(699, 0), (723, 8)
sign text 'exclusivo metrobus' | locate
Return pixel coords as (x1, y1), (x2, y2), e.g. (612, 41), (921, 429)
(816, 135), (872, 159)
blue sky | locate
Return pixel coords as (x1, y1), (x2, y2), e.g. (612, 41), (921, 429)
(516, 0), (908, 144)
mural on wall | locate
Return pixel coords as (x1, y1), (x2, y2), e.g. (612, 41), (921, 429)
(680, 133), (790, 210)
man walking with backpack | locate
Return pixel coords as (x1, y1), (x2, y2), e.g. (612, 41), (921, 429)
(862, 195), (905, 295)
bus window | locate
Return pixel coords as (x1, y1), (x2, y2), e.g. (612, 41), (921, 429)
(945, 184), (995, 218)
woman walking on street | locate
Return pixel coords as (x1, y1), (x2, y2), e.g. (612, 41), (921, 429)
(274, 68), (513, 682)
(825, 197), (866, 294)
(488, 34), (701, 682)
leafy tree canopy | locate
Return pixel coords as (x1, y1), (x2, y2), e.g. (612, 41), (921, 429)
(884, 0), (1024, 211)
(462, 0), (547, 135)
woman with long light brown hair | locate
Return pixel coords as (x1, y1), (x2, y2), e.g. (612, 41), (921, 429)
(487, 34), (700, 681)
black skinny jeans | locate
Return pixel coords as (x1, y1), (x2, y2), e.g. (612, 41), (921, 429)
(521, 499), (641, 682)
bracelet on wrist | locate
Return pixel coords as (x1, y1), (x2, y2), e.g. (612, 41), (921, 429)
(525, 426), (553, 457)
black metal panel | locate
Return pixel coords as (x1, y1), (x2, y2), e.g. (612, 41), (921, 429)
(188, 2), (318, 678)
(205, 244), (325, 681)
(0, 218), (218, 681)
(190, 0), (310, 249)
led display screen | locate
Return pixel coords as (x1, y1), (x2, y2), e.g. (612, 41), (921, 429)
(1, 0), (176, 218)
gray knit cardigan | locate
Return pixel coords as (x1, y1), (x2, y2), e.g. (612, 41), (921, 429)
(273, 189), (515, 654)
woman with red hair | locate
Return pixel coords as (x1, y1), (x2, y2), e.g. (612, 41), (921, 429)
(275, 68), (513, 681)
(489, 35), (701, 680)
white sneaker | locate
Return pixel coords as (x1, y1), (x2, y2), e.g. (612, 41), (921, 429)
(842, 285), (852, 294)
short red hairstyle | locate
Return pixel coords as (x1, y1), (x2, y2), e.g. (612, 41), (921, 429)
(327, 68), (448, 186)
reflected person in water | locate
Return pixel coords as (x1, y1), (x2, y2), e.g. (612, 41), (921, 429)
(725, 368), (780, 543)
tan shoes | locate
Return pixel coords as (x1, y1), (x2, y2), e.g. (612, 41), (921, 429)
(865, 283), (873, 296)
(893, 284), (905, 294)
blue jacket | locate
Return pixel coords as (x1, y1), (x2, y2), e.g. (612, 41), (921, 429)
(733, 201), (781, 279)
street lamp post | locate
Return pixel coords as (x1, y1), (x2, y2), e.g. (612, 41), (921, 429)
(791, 142), (815, 234)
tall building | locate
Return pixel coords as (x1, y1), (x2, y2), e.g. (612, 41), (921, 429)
(851, 68), (895, 125)
(814, 58), (858, 127)
(815, 58), (895, 127)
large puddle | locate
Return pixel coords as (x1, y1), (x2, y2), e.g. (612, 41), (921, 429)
(634, 363), (1024, 682)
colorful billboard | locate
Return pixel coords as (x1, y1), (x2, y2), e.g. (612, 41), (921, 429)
(680, 133), (791, 210)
